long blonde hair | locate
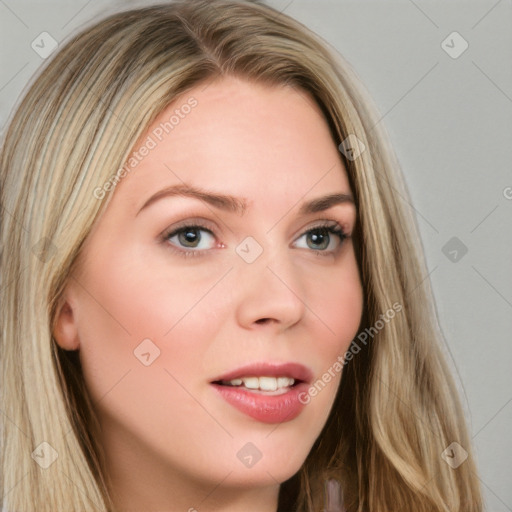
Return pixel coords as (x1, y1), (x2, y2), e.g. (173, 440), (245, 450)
(0, 1), (483, 510)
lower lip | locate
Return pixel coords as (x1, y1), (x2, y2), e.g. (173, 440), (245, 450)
(210, 382), (310, 424)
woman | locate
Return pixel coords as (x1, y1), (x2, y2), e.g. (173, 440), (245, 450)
(0, 1), (483, 510)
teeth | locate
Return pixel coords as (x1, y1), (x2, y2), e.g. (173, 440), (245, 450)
(277, 377), (291, 388)
(221, 376), (296, 390)
(259, 377), (277, 391)
(243, 377), (260, 389)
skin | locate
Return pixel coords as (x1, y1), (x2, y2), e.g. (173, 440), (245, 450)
(53, 76), (363, 512)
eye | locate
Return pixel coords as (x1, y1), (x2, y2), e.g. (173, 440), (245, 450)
(163, 224), (216, 252)
(293, 222), (348, 255)
(161, 220), (349, 259)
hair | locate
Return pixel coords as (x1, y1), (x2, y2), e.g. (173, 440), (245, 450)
(0, 1), (483, 511)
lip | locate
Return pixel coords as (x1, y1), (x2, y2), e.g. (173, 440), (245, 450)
(211, 362), (314, 384)
(210, 362), (314, 424)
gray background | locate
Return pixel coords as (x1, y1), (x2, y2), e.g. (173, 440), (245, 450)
(1, 0), (511, 509)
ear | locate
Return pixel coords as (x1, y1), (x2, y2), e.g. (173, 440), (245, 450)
(52, 290), (80, 351)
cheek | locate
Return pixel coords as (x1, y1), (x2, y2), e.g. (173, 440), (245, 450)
(73, 256), (226, 459)
(307, 247), (363, 351)
(73, 249), (227, 403)
(289, 247), (362, 423)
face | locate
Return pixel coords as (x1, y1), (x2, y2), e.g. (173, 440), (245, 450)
(54, 76), (363, 509)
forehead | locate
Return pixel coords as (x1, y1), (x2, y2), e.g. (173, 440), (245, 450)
(116, 76), (351, 211)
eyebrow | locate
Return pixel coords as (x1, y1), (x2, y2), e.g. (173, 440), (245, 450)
(136, 183), (354, 217)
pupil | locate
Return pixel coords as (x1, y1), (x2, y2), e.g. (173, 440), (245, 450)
(179, 228), (200, 247)
(308, 229), (329, 250)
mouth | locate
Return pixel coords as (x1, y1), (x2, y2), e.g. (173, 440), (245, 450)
(212, 375), (303, 395)
(210, 362), (313, 423)
(211, 361), (312, 393)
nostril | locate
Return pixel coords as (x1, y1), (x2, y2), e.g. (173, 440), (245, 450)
(255, 318), (272, 325)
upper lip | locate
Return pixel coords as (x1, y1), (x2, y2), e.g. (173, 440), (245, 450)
(211, 362), (314, 384)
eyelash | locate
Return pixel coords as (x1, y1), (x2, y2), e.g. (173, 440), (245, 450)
(161, 221), (349, 259)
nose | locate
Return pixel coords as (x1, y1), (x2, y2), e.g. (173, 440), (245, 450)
(234, 243), (306, 332)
